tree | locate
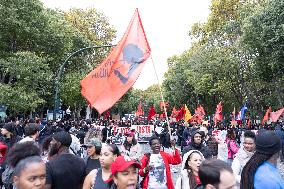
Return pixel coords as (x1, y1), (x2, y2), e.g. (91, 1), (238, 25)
(0, 52), (52, 114)
(241, 0), (284, 106)
(162, 0), (283, 119)
(0, 0), (96, 115)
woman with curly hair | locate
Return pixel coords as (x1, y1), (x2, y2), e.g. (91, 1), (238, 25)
(3, 141), (41, 189)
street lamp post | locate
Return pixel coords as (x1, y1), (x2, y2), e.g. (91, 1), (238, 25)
(53, 45), (115, 121)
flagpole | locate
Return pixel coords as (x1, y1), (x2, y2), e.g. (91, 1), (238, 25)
(150, 56), (171, 135)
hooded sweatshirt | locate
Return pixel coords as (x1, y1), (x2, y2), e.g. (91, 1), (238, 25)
(182, 131), (212, 159)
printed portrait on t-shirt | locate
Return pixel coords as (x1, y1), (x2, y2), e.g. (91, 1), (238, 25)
(148, 154), (167, 189)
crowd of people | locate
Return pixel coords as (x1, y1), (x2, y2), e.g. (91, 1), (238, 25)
(0, 116), (283, 189)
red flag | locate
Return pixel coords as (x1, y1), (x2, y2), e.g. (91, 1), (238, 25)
(270, 108), (284, 122)
(214, 102), (222, 125)
(262, 106), (272, 125)
(170, 106), (178, 118)
(104, 110), (110, 120)
(147, 105), (156, 121)
(194, 105), (206, 124)
(176, 106), (185, 121)
(135, 101), (144, 117)
(81, 9), (151, 114)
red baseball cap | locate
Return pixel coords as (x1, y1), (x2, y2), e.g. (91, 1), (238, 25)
(111, 155), (141, 175)
(126, 131), (135, 137)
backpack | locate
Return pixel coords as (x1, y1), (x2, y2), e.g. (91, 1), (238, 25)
(140, 153), (151, 188)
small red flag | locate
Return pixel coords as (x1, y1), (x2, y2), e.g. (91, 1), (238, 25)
(262, 106), (272, 125)
(270, 108), (284, 122)
(81, 9), (151, 114)
(147, 105), (156, 121)
(135, 101), (144, 117)
(170, 106), (178, 118)
(214, 102), (222, 125)
(193, 105), (206, 124)
(176, 106), (185, 121)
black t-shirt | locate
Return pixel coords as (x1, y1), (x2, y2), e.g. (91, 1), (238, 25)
(46, 153), (86, 189)
(86, 158), (101, 175)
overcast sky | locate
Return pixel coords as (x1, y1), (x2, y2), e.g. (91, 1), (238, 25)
(41, 0), (211, 90)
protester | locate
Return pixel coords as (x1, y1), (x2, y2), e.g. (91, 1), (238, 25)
(67, 127), (82, 155)
(159, 124), (171, 149)
(45, 131), (86, 189)
(14, 120), (25, 138)
(175, 150), (205, 189)
(182, 124), (190, 151)
(176, 123), (184, 147)
(3, 141), (41, 189)
(13, 156), (45, 189)
(198, 159), (237, 189)
(119, 132), (141, 161)
(0, 122), (22, 149)
(83, 144), (120, 189)
(19, 123), (39, 143)
(206, 131), (218, 158)
(83, 138), (102, 175)
(240, 131), (284, 189)
(110, 155), (141, 189)
(41, 136), (52, 163)
(182, 130), (212, 159)
(225, 128), (239, 166)
(139, 135), (181, 189)
(232, 130), (256, 183)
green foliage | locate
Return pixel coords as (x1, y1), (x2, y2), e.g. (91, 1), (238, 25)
(0, 0), (116, 115)
(162, 0), (284, 119)
(0, 52), (51, 113)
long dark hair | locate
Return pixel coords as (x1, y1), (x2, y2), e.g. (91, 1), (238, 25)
(240, 152), (272, 189)
(123, 137), (137, 151)
(184, 152), (202, 188)
(226, 128), (236, 140)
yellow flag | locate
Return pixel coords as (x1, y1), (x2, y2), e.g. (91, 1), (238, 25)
(184, 104), (192, 122)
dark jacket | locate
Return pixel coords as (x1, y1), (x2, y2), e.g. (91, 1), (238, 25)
(160, 127), (171, 148)
(206, 136), (218, 156)
(182, 131), (212, 159)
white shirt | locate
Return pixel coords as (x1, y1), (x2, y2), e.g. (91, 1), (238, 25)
(19, 136), (34, 143)
(148, 154), (167, 189)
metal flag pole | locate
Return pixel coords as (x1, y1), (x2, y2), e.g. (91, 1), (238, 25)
(150, 55), (171, 135)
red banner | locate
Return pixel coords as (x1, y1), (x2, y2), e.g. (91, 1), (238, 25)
(81, 9), (151, 114)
